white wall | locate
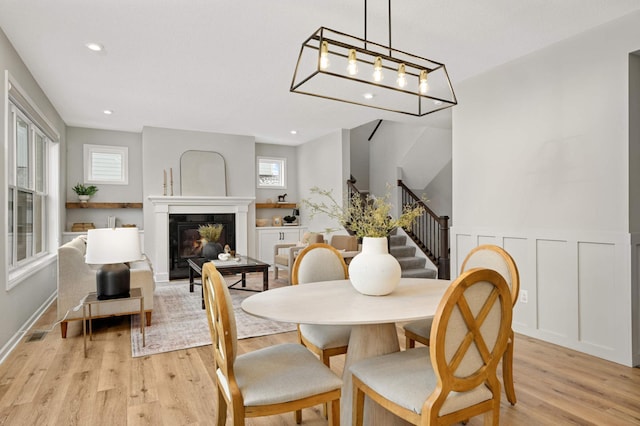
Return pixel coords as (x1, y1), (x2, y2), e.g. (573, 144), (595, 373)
(0, 27), (66, 358)
(297, 130), (349, 235)
(141, 127), (256, 264)
(369, 121), (424, 202)
(65, 127), (143, 230)
(630, 52), (640, 361)
(349, 121), (374, 192)
(452, 11), (640, 366)
(423, 159), (452, 221)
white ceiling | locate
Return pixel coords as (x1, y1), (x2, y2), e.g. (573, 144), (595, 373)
(1, 0), (639, 145)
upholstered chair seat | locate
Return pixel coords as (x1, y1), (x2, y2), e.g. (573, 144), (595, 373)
(350, 347), (493, 415)
(234, 343), (343, 407)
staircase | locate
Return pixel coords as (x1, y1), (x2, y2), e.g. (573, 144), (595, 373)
(346, 177), (449, 279)
(389, 230), (437, 279)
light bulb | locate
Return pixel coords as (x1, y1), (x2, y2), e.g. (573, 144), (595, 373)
(397, 63), (407, 88)
(373, 57), (384, 82)
(320, 41), (330, 70)
(347, 49), (358, 76)
(419, 70), (429, 94)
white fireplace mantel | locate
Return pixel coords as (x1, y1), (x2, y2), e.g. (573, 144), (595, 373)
(149, 196), (255, 283)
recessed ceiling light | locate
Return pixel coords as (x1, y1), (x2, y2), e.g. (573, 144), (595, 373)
(103, 109), (113, 115)
(85, 42), (104, 52)
(363, 93), (375, 100)
(290, 130), (297, 135)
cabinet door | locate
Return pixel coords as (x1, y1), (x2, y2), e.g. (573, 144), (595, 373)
(256, 228), (304, 264)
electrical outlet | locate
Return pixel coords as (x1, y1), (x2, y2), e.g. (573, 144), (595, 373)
(519, 290), (528, 304)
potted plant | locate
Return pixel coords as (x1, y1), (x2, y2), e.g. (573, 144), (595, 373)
(301, 186), (425, 295)
(72, 183), (98, 202)
(198, 224), (224, 260)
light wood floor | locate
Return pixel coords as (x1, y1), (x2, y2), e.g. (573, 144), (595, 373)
(1, 291), (639, 425)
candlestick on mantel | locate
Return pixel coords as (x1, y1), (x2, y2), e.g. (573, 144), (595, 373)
(170, 167), (174, 196)
(163, 169), (167, 196)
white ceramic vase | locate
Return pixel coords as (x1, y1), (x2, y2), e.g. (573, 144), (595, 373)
(78, 195), (90, 203)
(348, 236), (401, 296)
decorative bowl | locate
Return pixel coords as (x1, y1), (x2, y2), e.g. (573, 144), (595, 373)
(218, 253), (231, 261)
(256, 218), (270, 227)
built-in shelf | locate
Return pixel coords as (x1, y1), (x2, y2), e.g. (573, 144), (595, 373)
(65, 202), (143, 209)
(256, 203), (297, 209)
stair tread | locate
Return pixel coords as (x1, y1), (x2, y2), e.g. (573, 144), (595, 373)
(401, 268), (438, 279)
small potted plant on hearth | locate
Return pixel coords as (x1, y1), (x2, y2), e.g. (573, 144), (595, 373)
(72, 183), (98, 203)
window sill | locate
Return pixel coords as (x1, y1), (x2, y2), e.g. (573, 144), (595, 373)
(7, 253), (57, 291)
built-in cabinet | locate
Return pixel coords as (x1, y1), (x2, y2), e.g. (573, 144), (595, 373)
(256, 226), (307, 265)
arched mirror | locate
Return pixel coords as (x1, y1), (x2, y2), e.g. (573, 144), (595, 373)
(180, 150), (227, 196)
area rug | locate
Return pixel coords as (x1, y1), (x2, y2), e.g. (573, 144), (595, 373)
(130, 274), (295, 357)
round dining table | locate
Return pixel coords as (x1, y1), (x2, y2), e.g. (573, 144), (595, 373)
(242, 277), (451, 425)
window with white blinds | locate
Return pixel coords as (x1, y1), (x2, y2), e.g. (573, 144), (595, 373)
(83, 144), (129, 185)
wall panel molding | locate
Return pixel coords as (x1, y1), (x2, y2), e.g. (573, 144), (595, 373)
(451, 226), (634, 366)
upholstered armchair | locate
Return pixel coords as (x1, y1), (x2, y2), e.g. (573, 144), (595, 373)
(273, 232), (324, 282)
(328, 234), (360, 264)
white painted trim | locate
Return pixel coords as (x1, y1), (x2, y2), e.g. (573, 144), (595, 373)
(0, 290), (57, 365)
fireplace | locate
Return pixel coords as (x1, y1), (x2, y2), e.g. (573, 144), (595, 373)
(148, 196), (254, 283)
(169, 213), (235, 279)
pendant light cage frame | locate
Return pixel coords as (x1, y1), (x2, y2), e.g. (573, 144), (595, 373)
(290, 26), (457, 116)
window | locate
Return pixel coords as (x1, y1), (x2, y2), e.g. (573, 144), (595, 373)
(83, 144), (129, 185)
(6, 72), (59, 289)
(7, 103), (49, 269)
(257, 156), (286, 189)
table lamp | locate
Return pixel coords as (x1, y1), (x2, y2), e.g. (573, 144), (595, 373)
(85, 227), (142, 300)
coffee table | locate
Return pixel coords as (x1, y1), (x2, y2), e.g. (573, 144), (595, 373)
(187, 256), (270, 308)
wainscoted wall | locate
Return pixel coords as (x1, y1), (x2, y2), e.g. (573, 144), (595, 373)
(451, 227), (635, 366)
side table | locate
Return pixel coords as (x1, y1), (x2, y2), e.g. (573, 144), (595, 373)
(83, 287), (145, 357)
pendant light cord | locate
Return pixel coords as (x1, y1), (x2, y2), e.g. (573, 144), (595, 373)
(363, 0), (393, 57)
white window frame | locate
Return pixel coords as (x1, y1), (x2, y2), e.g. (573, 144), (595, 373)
(83, 144), (129, 185)
(5, 71), (59, 290)
(257, 156), (287, 189)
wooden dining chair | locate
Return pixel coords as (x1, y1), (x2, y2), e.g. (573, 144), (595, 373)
(202, 263), (342, 425)
(403, 244), (520, 404)
(352, 268), (513, 426)
(291, 243), (352, 369)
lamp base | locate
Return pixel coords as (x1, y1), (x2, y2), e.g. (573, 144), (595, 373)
(96, 263), (131, 300)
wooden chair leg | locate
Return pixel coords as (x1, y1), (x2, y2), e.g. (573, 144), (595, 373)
(216, 386), (227, 426)
(145, 311), (152, 326)
(353, 383), (365, 426)
(405, 336), (415, 349)
(503, 337), (517, 405)
(294, 409), (302, 424)
(329, 398), (340, 426)
(60, 321), (68, 338)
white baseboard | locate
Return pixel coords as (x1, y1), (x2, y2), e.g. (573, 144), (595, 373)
(0, 290), (57, 365)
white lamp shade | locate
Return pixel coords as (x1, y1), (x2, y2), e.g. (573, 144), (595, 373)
(85, 227), (142, 264)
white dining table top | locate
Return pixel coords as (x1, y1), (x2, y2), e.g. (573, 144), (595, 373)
(241, 278), (451, 325)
